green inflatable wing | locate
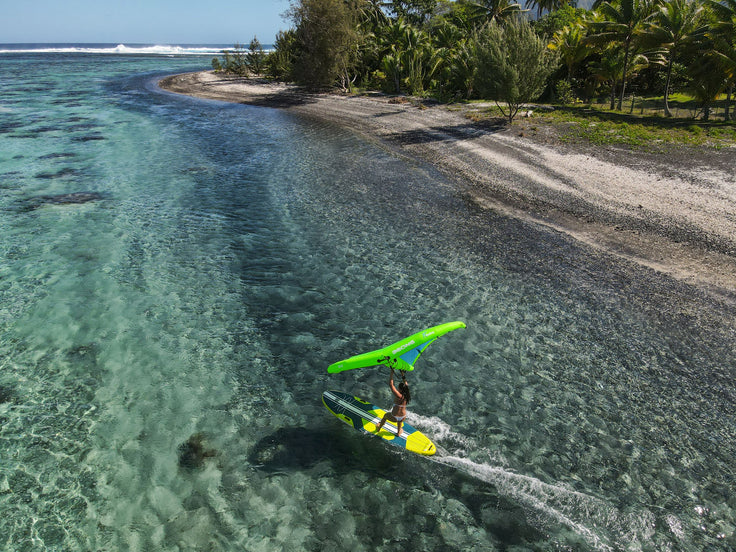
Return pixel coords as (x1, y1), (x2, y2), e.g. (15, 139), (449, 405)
(328, 321), (466, 374)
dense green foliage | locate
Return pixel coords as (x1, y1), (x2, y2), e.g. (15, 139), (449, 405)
(246, 37), (267, 75)
(212, 39), (267, 76)
(218, 0), (736, 122)
(213, 43), (249, 75)
(287, 0), (362, 89)
(266, 30), (299, 80)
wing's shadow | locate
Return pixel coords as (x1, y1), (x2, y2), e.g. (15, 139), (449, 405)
(246, 425), (545, 546)
(249, 426), (399, 475)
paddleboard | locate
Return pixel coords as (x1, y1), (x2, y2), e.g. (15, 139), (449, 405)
(322, 390), (436, 456)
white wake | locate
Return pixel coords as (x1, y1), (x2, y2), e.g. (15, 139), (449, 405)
(409, 413), (656, 551)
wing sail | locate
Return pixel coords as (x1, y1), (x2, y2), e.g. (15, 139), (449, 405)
(327, 321), (466, 374)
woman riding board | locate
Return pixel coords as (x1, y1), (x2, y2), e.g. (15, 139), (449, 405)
(376, 366), (411, 437)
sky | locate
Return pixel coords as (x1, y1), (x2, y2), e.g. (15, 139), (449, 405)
(0, 0), (291, 45)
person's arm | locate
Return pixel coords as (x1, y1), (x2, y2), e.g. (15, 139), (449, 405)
(389, 368), (402, 399)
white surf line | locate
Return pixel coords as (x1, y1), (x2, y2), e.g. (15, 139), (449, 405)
(324, 392), (404, 438)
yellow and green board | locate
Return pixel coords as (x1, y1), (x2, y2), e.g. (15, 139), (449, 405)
(322, 390), (436, 456)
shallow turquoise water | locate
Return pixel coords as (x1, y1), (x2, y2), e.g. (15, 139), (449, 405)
(1, 52), (735, 551)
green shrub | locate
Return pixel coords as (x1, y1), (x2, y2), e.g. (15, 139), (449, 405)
(473, 18), (560, 123)
(555, 80), (575, 105)
(265, 30), (297, 80)
(246, 37), (266, 75)
(220, 43), (249, 76)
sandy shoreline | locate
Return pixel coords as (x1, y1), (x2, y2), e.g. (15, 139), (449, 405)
(159, 71), (736, 305)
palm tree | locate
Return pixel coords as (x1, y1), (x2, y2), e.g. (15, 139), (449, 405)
(646, 0), (706, 116)
(687, 50), (728, 119)
(588, 48), (624, 108)
(400, 24), (436, 94)
(549, 21), (593, 82)
(706, 0), (736, 34)
(587, 0), (658, 110)
(588, 46), (649, 108)
(717, 39), (736, 119)
(450, 38), (479, 98)
(377, 19), (412, 92)
(465, 0), (526, 27)
(376, 17), (438, 94)
(705, 0), (736, 119)
(355, 0), (391, 33)
(527, 0), (571, 18)
(427, 20), (466, 98)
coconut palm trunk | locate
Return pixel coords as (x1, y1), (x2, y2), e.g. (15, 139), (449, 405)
(589, 0), (656, 110)
(618, 39), (632, 110)
(663, 57), (674, 117)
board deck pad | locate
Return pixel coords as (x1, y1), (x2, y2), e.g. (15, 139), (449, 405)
(322, 390), (436, 456)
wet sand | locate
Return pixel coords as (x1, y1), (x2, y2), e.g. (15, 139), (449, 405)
(159, 71), (736, 305)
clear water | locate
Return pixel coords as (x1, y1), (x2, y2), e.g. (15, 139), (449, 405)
(1, 51), (735, 552)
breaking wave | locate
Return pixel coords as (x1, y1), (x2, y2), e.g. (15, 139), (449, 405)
(0, 43), (229, 55)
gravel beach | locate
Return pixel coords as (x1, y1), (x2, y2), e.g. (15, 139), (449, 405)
(159, 71), (736, 305)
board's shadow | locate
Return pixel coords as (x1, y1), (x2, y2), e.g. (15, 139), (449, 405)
(248, 426), (401, 476)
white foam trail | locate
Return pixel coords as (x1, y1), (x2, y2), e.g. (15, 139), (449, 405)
(409, 413), (477, 457)
(435, 455), (616, 551)
(411, 413), (654, 551)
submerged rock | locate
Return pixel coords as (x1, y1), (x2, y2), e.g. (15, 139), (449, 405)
(73, 135), (105, 142)
(34, 167), (81, 179)
(22, 192), (104, 211)
(66, 343), (98, 358)
(0, 385), (14, 404)
(178, 433), (217, 469)
(37, 152), (78, 160)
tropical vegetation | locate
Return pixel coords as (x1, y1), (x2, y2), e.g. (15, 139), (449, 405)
(213, 0), (736, 123)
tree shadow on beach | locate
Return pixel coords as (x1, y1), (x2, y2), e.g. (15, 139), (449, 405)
(202, 76), (321, 109)
(554, 104), (733, 129)
(385, 118), (507, 146)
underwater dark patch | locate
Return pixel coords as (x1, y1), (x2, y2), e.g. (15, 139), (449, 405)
(72, 135), (105, 142)
(178, 433), (217, 469)
(0, 384), (15, 404)
(21, 191), (105, 211)
(0, 121), (26, 134)
(34, 167), (81, 179)
(38, 153), (78, 160)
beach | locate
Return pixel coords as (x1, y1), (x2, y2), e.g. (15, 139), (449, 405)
(160, 71), (736, 305)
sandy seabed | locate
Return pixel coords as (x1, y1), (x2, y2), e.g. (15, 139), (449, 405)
(159, 71), (736, 305)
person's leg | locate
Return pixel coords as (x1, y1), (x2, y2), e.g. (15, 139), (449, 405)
(376, 412), (390, 432)
(376, 412), (395, 432)
(396, 419), (403, 438)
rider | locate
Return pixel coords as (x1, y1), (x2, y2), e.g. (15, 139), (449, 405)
(375, 366), (411, 437)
